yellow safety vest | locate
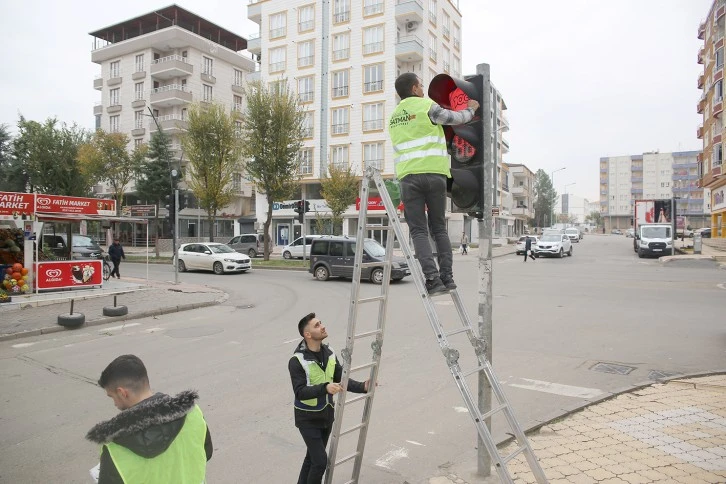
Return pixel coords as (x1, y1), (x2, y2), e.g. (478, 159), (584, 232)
(293, 350), (337, 411)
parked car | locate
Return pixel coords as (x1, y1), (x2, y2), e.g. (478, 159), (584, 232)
(695, 227), (712, 238)
(535, 233), (572, 258)
(176, 242), (251, 274)
(515, 235), (538, 255)
(309, 236), (410, 284)
(564, 227), (581, 243)
(282, 235), (324, 260)
(227, 233), (264, 257)
(42, 234), (103, 260)
(625, 228), (635, 238)
(611, 229), (622, 235)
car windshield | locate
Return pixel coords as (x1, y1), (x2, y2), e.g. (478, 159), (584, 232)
(566, 229), (578, 234)
(363, 239), (386, 257)
(208, 244), (236, 254)
(72, 236), (96, 247)
(642, 227), (671, 238)
(540, 235), (561, 242)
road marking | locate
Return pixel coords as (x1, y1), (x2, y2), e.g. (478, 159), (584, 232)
(375, 446), (408, 469)
(143, 327), (164, 333)
(507, 378), (604, 399)
(11, 342), (36, 348)
(283, 338), (299, 344)
(100, 323), (141, 332)
(717, 283), (726, 290)
(406, 440), (425, 446)
(453, 406), (469, 413)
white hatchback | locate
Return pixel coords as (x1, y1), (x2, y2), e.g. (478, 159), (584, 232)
(515, 236), (538, 255)
(535, 233), (573, 258)
(282, 235), (324, 259)
(176, 242), (251, 274)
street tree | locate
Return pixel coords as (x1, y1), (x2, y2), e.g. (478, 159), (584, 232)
(0, 124), (27, 192)
(533, 169), (557, 228)
(78, 130), (144, 215)
(586, 210), (602, 228)
(13, 116), (91, 196)
(181, 102), (242, 242)
(320, 163), (359, 235)
(240, 80), (304, 259)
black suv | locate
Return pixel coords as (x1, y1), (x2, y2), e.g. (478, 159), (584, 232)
(308, 236), (410, 284)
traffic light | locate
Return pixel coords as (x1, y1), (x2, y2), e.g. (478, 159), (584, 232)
(165, 195), (176, 221)
(295, 200), (304, 223)
(304, 200), (310, 213)
(429, 73), (485, 216)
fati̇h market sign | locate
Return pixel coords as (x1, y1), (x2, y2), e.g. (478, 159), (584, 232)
(0, 192), (116, 217)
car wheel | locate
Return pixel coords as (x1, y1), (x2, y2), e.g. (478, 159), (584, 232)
(178, 259), (187, 272)
(568, 246), (573, 256)
(558, 248), (564, 258)
(370, 268), (384, 285)
(283, 251), (292, 260)
(213, 262), (224, 275)
(248, 248), (257, 258)
(314, 265), (329, 281)
(638, 249), (644, 258)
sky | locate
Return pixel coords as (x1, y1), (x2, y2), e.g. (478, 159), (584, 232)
(0, 0), (713, 202)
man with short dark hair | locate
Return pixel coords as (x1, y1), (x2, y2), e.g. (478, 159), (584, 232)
(107, 238), (125, 279)
(86, 355), (213, 484)
(390, 72), (480, 294)
(289, 313), (370, 484)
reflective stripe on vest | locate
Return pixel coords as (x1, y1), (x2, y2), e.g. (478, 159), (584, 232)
(389, 97), (450, 180)
(293, 349), (337, 411)
(105, 405), (208, 484)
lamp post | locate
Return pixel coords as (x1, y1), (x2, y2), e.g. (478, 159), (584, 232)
(550, 167), (566, 227)
(563, 182), (576, 227)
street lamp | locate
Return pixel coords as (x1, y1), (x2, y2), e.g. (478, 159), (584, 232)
(563, 182), (576, 227)
(550, 167), (566, 227)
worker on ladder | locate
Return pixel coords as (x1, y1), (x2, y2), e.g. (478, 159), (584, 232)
(289, 313), (371, 484)
(389, 73), (479, 295)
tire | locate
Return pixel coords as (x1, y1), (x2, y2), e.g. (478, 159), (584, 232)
(103, 305), (128, 317)
(314, 265), (330, 281)
(568, 246), (573, 256)
(178, 259), (187, 272)
(248, 248), (257, 258)
(370, 268), (384, 285)
(638, 249), (644, 258)
(213, 262), (224, 275)
(58, 313), (85, 328)
(103, 263), (111, 281)
(558, 248), (564, 258)
(283, 251), (292, 260)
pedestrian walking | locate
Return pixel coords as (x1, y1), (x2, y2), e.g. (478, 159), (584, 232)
(460, 232), (469, 255)
(86, 355), (213, 484)
(289, 313), (371, 484)
(524, 236), (536, 262)
(108, 238), (125, 279)
(389, 73), (479, 295)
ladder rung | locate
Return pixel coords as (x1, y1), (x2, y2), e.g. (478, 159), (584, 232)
(356, 295), (386, 304)
(365, 225), (392, 230)
(351, 361), (377, 373)
(354, 329), (382, 339)
(340, 421), (367, 437)
(360, 261), (390, 268)
(345, 393), (371, 405)
(335, 451), (360, 466)
(502, 444), (528, 464)
(445, 326), (472, 337)
(482, 403), (508, 420)
(461, 365), (486, 378)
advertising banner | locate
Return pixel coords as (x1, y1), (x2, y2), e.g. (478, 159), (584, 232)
(35, 194), (116, 216)
(35, 260), (103, 290)
(0, 192), (35, 216)
(355, 196), (404, 211)
(122, 205), (157, 217)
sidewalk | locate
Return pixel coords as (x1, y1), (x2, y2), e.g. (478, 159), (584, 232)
(430, 373), (726, 484)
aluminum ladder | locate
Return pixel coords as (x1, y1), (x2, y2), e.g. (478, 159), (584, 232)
(325, 166), (548, 484)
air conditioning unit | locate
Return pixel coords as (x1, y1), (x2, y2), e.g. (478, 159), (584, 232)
(405, 21), (419, 32)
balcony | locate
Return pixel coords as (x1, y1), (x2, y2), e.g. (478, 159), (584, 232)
(697, 124), (704, 139)
(698, 73), (705, 89)
(149, 115), (188, 134)
(697, 97), (706, 114)
(131, 123), (145, 137)
(132, 69), (146, 81)
(600, 167), (608, 173)
(630, 188), (644, 194)
(718, 4), (726, 21)
(269, 61), (286, 73)
(511, 207), (533, 217)
(333, 10), (350, 24)
(716, 66), (724, 82)
(247, 32), (261, 54)
(364, 2), (384, 16)
(107, 72), (122, 86)
(510, 185), (527, 195)
(246, 71), (261, 83)
(169, 143), (183, 159)
(248, 0), (262, 24)
(601, 190), (608, 195)
(94, 76), (103, 90)
(698, 47), (705, 64)
(631, 176), (643, 183)
(715, 100), (723, 117)
(396, 35), (424, 62)
(395, 0), (423, 23)
(201, 69), (216, 84)
(333, 48), (350, 61)
(131, 97), (146, 109)
(269, 26), (287, 39)
(93, 103), (103, 116)
(151, 55), (193, 80)
(150, 84), (192, 107)
(698, 21), (706, 40)
(107, 104), (122, 114)
(501, 138), (509, 152)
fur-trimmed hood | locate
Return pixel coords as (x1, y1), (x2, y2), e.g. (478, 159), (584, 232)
(86, 390), (198, 458)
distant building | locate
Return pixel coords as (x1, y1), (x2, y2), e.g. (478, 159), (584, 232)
(504, 163), (535, 234)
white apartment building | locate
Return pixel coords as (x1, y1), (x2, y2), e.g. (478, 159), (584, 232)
(599, 151), (707, 231)
(504, 163), (535, 235)
(247, 0), (470, 246)
(555, 194), (589, 224)
(90, 5), (257, 240)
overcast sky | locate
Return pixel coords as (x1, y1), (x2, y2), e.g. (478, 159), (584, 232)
(0, 0), (712, 201)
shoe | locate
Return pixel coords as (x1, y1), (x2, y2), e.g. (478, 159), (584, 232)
(440, 276), (457, 290)
(425, 277), (447, 295)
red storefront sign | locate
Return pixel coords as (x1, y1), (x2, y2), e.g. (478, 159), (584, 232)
(35, 194), (116, 215)
(355, 197), (404, 211)
(35, 260), (103, 290)
(0, 192), (35, 216)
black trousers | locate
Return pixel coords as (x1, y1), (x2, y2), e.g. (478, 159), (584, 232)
(111, 259), (121, 278)
(297, 426), (332, 484)
(523, 250), (535, 262)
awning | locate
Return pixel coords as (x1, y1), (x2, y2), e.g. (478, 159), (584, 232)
(35, 212), (148, 224)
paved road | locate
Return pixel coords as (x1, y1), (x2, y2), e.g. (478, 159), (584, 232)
(0, 235), (724, 483)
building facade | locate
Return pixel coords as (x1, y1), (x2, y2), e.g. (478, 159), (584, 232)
(90, 5), (257, 241)
(697, 0), (726, 238)
(504, 163), (535, 235)
(599, 151), (707, 232)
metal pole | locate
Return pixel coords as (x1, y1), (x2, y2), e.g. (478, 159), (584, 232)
(476, 62), (493, 478)
(302, 193), (307, 260)
(174, 188), (179, 284)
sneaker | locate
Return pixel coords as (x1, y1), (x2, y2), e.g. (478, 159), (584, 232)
(440, 276), (457, 290)
(425, 277), (447, 295)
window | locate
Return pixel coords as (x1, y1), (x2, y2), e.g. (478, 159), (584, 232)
(332, 70), (349, 97)
(333, 0), (350, 24)
(134, 82), (144, 100)
(453, 23), (461, 50)
(233, 95), (243, 112)
(331, 106), (349, 134)
(134, 138), (143, 148)
(270, 12), (287, 39)
(442, 12), (450, 38)
(363, 25), (384, 55)
(332, 32), (350, 61)
(109, 60), (120, 78)
(714, 143), (723, 166)
(302, 111), (314, 138)
(233, 173), (242, 191)
(364, 63), (384, 93)
(298, 40), (314, 68)
(203, 84), (213, 102)
(298, 4), (315, 32)
(234, 69), (244, 86)
(110, 115), (120, 133)
(109, 88), (120, 106)
(134, 110), (144, 129)
(331, 145), (349, 169)
(443, 47), (450, 72)
(363, 142), (384, 170)
(203, 56), (214, 76)
(717, 79), (724, 101)
(363, 0), (383, 16)
(235, 121), (243, 137)
(298, 76), (315, 103)
(717, 48), (724, 68)
(429, 36), (438, 62)
(269, 47), (286, 72)
(363, 102), (384, 131)
(269, 80), (285, 95)
(428, 0), (437, 25)
(135, 54), (145, 72)
(452, 56), (461, 78)
(299, 148), (313, 175)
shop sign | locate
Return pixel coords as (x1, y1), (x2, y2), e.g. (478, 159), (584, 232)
(35, 260), (103, 290)
(35, 194), (116, 215)
(355, 197), (404, 211)
(713, 187), (726, 212)
(122, 205), (157, 217)
(0, 192), (35, 216)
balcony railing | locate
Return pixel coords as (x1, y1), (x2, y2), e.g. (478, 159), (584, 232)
(364, 2), (384, 15)
(299, 21), (314, 32)
(443, 27), (450, 38)
(429, 48), (437, 62)
(333, 10), (350, 23)
(364, 80), (384, 92)
(453, 38), (460, 50)
(363, 42), (384, 55)
(151, 84), (189, 95)
(269, 27), (287, 39)
(233, 103), (243, 112)
(363, 119), (384, 131)
(301, 128), (313, 138)
(331, 123), (349, 135)
(631, 164), (643, 171)
(333, 48), (350, 61)
(332, 86), (349, 97)
(298, 56), (314, 68)
(299, 91), (314, 103)
(269, 61), (286, 72)
(365, 159), (383, 170)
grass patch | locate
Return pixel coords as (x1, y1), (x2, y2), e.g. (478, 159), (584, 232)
(125, 255), (308, 269)
(127, 255), (172, 264)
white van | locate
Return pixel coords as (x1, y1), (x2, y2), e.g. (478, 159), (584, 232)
(565, 227), (580, 243)
(282, 235), (324, 259)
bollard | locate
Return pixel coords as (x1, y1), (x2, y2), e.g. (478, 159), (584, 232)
(103, 294), (128, 317)
(58, 299), (85, 327)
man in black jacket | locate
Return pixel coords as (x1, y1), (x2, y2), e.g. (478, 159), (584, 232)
(289, 313), (370, 484)
(86, 355), (213, 483)
(107, 238), (125, 279)
(524, 236), (536, 262)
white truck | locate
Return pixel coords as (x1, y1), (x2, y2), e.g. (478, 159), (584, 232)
(633, 199), (672, 253)
(635, 223), (673, 258)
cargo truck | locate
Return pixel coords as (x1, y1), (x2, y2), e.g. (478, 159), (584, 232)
(632, 199), (672, 253)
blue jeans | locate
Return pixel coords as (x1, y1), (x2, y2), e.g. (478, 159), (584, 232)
(400, 173), (453, 280)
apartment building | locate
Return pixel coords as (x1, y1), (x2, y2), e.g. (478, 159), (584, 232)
(697, 0), (726, 238)
(504, 163), (535, 235)
(599, 151), (707, 232)
(247, 0), (473, 246)
(90, 5), (257, 239)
